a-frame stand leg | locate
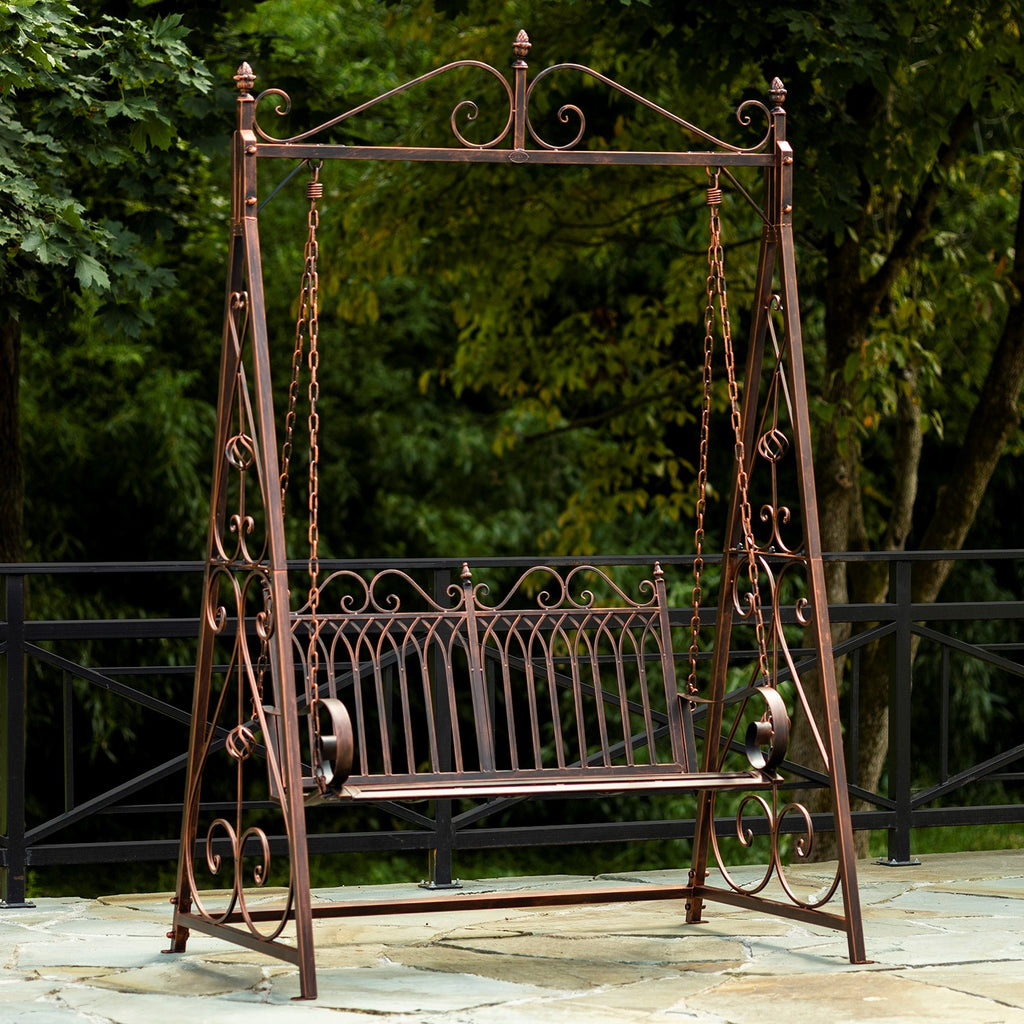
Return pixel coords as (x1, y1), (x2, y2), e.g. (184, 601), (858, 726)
(775, 204), (865, 963)
(166, 77), (320, 999)
(687, 111), (865, 963)
(165, 230), (244, 956)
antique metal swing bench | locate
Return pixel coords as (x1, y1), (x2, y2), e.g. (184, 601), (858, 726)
(166, 31), (866, 999)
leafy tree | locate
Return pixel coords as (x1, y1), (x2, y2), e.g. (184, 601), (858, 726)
(0, 0), (213, 562)
(4, 0), (1021, 867)
(236, 0), (1024, 848)
(746, 1), (1024, 838)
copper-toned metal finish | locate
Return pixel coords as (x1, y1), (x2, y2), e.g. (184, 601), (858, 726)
(167, 31), (865, 1000)
(293, 562), (705, 790)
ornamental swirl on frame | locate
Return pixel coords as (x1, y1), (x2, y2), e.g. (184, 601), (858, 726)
(708, 789), (844, 912)
(183, 563), (297, 941)
(239, 30), (777, 155)
(291, 562), (659, 620)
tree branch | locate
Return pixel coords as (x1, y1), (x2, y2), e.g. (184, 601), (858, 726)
(882, 367), (924, 551)
(914, 174), (1024, 602)
(517, 386), (680, 443)
(859, 100), (976, 317)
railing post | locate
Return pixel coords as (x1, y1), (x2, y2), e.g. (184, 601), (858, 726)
(422, 567), (460, 889)
(884, 557), (918, 866)
(1, 572), (33, 907)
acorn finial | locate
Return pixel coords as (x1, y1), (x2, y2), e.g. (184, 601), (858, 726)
(769, 77), (787, 107)
(234, 62), (256, 94)
(513, 29), (531, 62)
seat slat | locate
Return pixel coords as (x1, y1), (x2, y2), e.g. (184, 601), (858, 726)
(309, 766), (776, 803)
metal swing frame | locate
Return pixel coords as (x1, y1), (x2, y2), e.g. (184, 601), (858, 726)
(165, 30), (866, 999)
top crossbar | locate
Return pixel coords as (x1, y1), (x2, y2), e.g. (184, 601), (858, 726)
(233, 29), (787, 173)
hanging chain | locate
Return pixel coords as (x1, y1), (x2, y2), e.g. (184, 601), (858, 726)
(255, 163), (324, 743)
(692, 168), (771, 690)
(280, 165), (322, 506)
(687, 178), (719, 697)
(301, 163), (327, 787)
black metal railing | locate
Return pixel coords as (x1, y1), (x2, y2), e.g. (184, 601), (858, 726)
(2, 552), (1022, 906)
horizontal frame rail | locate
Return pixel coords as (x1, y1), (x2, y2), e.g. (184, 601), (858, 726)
(252, 143), (777, 167)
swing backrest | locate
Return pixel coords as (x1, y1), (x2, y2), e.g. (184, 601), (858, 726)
(294, 562), (700, 796)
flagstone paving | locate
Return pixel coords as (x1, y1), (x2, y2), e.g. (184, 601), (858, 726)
(2, 849), (1022, 1022)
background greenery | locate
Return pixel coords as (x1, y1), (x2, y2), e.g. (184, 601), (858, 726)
(2, 0), (1022, 895)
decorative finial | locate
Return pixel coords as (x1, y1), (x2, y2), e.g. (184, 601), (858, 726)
(460, 561), (472, 582)
(513, 29), (531, 63)
(769, 77), (787, 108)
(234, 62), (256, 94)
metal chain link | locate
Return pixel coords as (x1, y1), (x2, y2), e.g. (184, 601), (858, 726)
(261, 162), (329, 787)
(687, 180), (718, 697)
(279, 165), (323, 505)
(690, 169), (772, 692)
(301, 163), (326, 787)
(259, 167), (325, 718)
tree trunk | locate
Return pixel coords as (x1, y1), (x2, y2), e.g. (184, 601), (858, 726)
(788, 177), (1024, 860)
(0, 311), (23, 564)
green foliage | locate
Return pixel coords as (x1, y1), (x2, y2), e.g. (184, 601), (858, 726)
(12, 0), (1018, 565)
(0, 1), (212, 306)
(1, 3), (223, 810)
(0, 1), (223, 564)
(236, 0), (1024, 556)
(7, 0), (1024, 896)
(237, 0), (772, 555)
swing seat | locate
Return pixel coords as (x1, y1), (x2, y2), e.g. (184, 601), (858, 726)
(293, 562), (789, 804)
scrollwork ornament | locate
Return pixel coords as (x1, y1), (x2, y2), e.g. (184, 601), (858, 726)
(182, 693), (297, 940)
(239, 826), (272, 887)
(205, 817), (235, 878)
(252, 62), (515, 150)
(709, 791), (776, 895)
(524, 64), (774, 154)
(181, 818), (240, 926)
(707, 786), (844, 914)
(756, 427), (789, 464)
(525, 96), (586, 151)
(232, 518), (263, 576)
(449, 98), (515, 150)
(254, 574), (274, 643)
(226, 725), (258, 761)
(773, 802), (843, 909)
(256, 87), (292, 122)
(735, 98), (772, 137)
(205, 571), (229, 634)
(759, 503), (796, 554)
(233, 826), (293, 940)
(225, 433), (256, 471)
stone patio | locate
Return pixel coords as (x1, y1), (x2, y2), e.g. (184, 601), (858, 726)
(2, 849), (1023, 1022)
